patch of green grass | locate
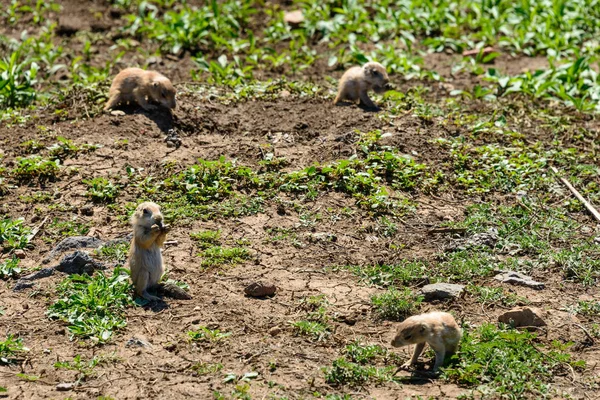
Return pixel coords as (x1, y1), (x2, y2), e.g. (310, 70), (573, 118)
(0, 49), (38, 109)
(468, 285), (529, 307)
(19, 139), (44, 154)
(324, 358), (395, 387)
(199, 246), (250, 269)
(0, 218), (31, 251)
(443, 324), (585, 397)
(290, 320), (330, 341)
(187, 326), (231, 343)
(54, 354), (118, 381)
(19, 191), (52, 203)
(83, 177), (120, 203)
(46, 269), (134, 343)
(342, 260), (427, 287)
(573, 301), (600, 316)
(48, 136), (99, 160)
(0, 334), (29, 365)
(190, 229), (221, 249)
(0, 257), (21, 279)
(191, 361), (224, 375)
(47, 218), (89, 240)
(343, 341), (389, 364)
(371, 287), (423, 321)
(438, 250), (497, 281)
(94, 242), (129, 264)
(11, 156), (60, 183)
(552, 245), (600, 286)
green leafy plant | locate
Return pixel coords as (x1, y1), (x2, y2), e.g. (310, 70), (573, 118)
(187, 326), (231, 343)
(83, 177), (120, 203)
(0, 334), (29, 365)
(12, 156), (60, 183)
(0, 218), (31, 251)
(46, 269), (134, 343)
(371, 287), (423, 321)
(0, 257), (21, 279)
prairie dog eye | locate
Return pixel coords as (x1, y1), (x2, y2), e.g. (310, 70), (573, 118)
(404, 334), (412, 340)
(143, 208), (150, 215)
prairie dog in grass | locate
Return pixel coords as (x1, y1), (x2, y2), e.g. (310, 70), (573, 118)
(104, 68), (176, 111)
(391, 311), (462, 372)
(128, 202), (170, 301)
(333, 62), (390, 110)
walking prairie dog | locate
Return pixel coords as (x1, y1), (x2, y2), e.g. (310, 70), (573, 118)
(391, 312), (462, 372)
(333, 62), (390, 110)
(104, 68), (176, 111)
(128, 202), (170, 301)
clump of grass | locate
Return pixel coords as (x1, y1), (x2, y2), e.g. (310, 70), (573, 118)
(187, 326), (231, 343)
(47, 218), (89, 239)
(200, 246), (250, 269)
(83, 177), (120, 203)
(0, 257), (21, 279)
(190, 361), (223, 375)
(324, 358), (395, 387)
(46, 269), (134, 343)
(342, 260), (427, 287)
(443, 324), (585, 397)
(290, 320), (330, 341)
(291, 294), (333, 341)
(12, 156), (60, 183)
(0, 334), (29, 365)
(48, 136), (99, 160)
(190, 229), (221, 249)
(371, 287), (423, 321)
(94, 241), (129, 264)
(54, 354), (117, 381)
(0, 218), (31, 251)
(574, 300), (600, 316)
(468, 285), (529, 307)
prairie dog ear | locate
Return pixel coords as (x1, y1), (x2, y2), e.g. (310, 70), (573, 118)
(420, 324), (427, 333)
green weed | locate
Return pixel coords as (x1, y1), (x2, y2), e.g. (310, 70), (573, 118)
(187, 326), (231, 343)
(46, 269), (134, 343)
(0, 334), (29, 365)
(0, 257), (21, 279)
(83, 177), (120, 203)
(0, 218), (31, 251)
(371, 287), (423, 321)
(12, 156), (60, 183)
(54, 354), (117, 381)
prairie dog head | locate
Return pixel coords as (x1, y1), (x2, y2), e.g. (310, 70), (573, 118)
(132, 202), (164, 229)
(362, 62), (390, 93)
(149, 76), (176, 109)
(391, 319), (427, 347)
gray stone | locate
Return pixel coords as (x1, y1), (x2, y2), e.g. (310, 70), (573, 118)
(419, 283), (465, 301)
(56, 382), (75, 391)
(446, 228), (498, 252)
(494, 271), (545, 290)
(307, 232), (337, 243)
(110, 110), (126, 116)
(12, 280), (34, 292)
(21, 267), (54, 281)
(55, 251), (104, 275)
(42, 236), (104, 264)
(125, 337), (152, 348)
(498, 307), (546, 328)
(244, 281), (277, 297)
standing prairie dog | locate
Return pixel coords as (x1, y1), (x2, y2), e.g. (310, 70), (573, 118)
(104, 68), (176, 111)
(128, 202), (170, 301)
(333, 62), (390, 110)
(391, 312), (462, 372)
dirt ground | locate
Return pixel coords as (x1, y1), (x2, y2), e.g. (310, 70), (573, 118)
(1, 1), (599, 399)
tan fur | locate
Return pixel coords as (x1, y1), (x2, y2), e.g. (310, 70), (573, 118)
(128, 202), (170, 301)
(333, 62), (390, 109)
(391, 312), (462, 372)
(104, 68), (176, 111)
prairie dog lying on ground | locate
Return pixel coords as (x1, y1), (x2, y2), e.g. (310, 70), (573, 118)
(391, 311), (462, 372)
(333, 62), (390, 110)
(104, 68), (176, 111)
(128, 202), (170, 301)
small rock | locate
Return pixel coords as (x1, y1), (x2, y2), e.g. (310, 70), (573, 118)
(498, 307), (546, 328)
(110, 110), (126, 116)
(280, 90), (291, 98)
(125, 337), (152, 348)
(419, 283), (465, 301)
(146, 56), (163, 66)
(284, 10), (304, 27)
(80, 205), (94, 216)
(56, 17), (80, 36)
(268, 326), (282, 336)
(244, 281), (277, 297)
(42, 236), (104, 264)
(594, 236), (600, 244)
(20, 267), (54, 281)
(494, 271), (545, 290)
(55, 251), (104, 275)
(307, 232), (337, 243)
(14, 249), (26, 259)
(56, 382), (75, 391)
